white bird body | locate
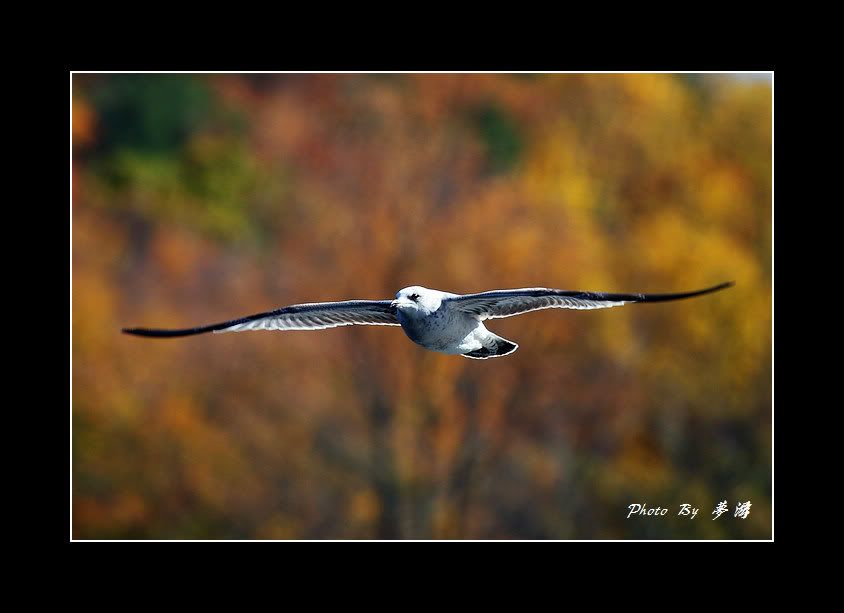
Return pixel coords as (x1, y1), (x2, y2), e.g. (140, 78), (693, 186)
(124, 282), (733, 359)
(392, 286), (516, 357)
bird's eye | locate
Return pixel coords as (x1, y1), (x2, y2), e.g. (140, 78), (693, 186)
(409, 293), (420, 301)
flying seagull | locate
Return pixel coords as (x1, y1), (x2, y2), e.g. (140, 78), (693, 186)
(123, 282), (732, 359)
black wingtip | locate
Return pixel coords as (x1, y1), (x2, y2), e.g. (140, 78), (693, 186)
(122, 327), (157, 337)
(676, 280), (736, 298)
(631, 281), (735, 304)
(703, 281), (735, 293)
(121, 327), (209, 338)
(122, 327), (159, 336)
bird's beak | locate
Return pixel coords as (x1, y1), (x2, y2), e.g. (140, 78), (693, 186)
(390, 299), (401, 309)
(391, 298), (410, 309)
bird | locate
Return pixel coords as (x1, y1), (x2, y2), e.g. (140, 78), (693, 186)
(122, 281), (733, 359)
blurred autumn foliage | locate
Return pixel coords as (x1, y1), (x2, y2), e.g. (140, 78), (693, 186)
(72, 74), (772, 539)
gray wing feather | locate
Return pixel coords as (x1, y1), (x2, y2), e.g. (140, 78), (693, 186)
(122, 300), (398, 338)
(219, 300), (400, 332)
(447, 283), (734, 321)
(447, 288), (630, 320)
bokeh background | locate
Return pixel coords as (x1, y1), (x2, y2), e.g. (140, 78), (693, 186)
(72, 73), (772, 539)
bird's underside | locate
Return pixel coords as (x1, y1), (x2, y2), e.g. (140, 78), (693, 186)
(123, 281), (733, 359)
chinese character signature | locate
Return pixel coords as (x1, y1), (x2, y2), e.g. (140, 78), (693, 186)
(712, 500), (729, 520)
(625, 500), (752, 520)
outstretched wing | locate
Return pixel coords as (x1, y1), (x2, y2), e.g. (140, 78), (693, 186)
(447, 282), (733, 321)
(122, 300), (399, 338)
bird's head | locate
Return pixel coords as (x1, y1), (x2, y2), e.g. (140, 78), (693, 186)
(392, 286), (445, 316)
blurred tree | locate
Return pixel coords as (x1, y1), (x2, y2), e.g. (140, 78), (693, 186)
(470, 102), (524, 175)
(89, 74), (216, 155)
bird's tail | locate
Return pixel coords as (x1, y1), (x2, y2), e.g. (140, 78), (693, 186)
(462, 334), (519, 360)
